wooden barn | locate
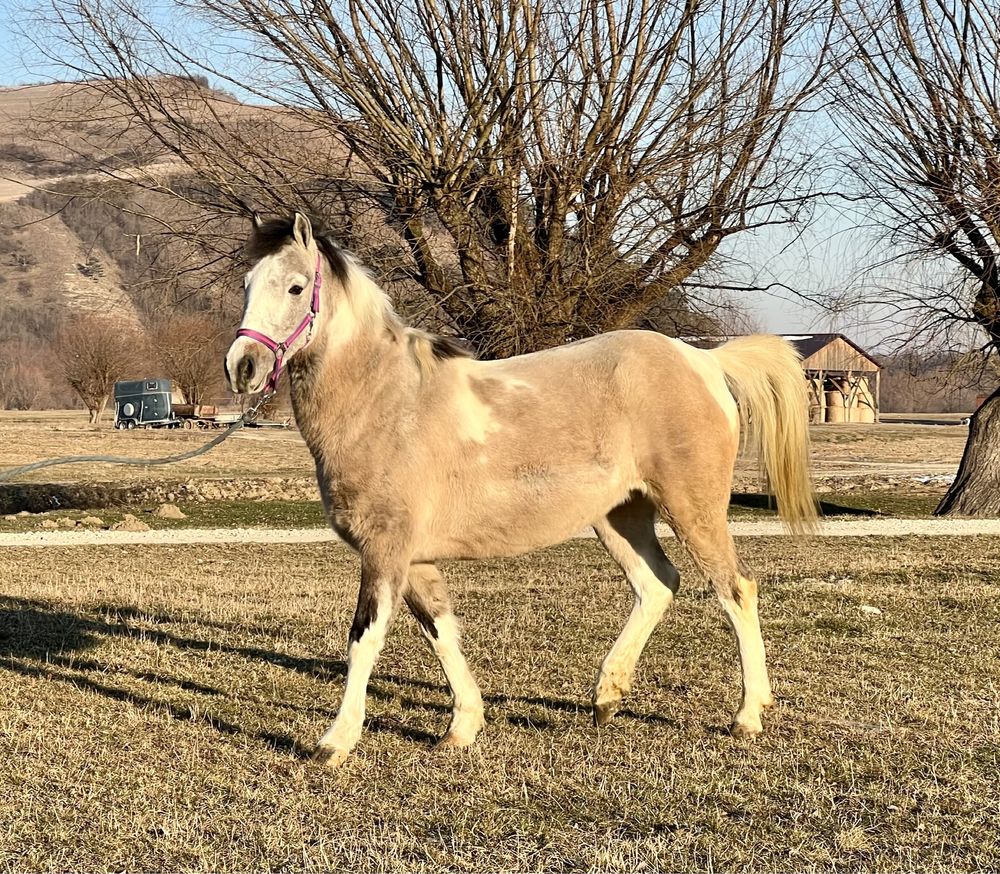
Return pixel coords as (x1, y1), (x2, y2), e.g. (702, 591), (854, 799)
(784, 334), (881, 424)
(683, 333), (881, 424)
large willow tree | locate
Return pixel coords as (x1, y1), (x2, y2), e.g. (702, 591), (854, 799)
(38, 0), (834, 356)
(836, 0), (1000, 515)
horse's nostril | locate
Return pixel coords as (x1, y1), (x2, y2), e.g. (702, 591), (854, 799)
(236, 355), (255, 388)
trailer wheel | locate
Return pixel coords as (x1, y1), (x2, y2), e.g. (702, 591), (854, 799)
(183, 420), (193, 429)
(126, 420), (137, 430)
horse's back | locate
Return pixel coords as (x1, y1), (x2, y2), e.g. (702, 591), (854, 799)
(410, 330), (740, 560)
(470, 330), (737, 438)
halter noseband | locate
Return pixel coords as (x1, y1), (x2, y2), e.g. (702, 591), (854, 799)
(236, 253), (322, 393)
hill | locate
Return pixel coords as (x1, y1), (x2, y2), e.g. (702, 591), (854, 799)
(0, 78), (471, 412)
(0, 81), (245, 407)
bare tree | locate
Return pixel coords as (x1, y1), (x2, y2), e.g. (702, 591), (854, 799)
(638, 286), (764, 338)
(151, 310), (228, 404)
(836, 0), (1000, 515)
(54, 313), (145, 423)
(34, 0), (836, 357)
(0, 340), (50, 410)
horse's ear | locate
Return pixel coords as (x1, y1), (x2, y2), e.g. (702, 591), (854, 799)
(252, 211), (264, 229)
(292, 212), (313, 249)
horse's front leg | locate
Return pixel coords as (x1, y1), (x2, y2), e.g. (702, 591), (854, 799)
(313, 554), (407, 768)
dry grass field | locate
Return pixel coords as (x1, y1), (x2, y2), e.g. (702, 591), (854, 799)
(0, 411), (314, 484)
(2, 536), (998, 872)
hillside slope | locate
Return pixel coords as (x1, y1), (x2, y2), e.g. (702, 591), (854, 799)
(0, 82), (229, 408)
(0, 82), (192, 331)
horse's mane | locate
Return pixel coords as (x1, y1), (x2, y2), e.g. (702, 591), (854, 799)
(246, 214), (351, 286)
(246, 213), (473, 365)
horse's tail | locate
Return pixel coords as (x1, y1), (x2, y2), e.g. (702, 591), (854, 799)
(708, 335), (818, 533)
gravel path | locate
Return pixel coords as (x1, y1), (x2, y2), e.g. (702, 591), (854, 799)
(3, 518), (1000, 548)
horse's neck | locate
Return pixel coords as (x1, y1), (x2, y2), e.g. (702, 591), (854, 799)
(289, 319), (415, 467)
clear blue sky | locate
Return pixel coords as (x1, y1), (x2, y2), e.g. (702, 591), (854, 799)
(0, 1), (71, 84)
(2, 2), (38, 84)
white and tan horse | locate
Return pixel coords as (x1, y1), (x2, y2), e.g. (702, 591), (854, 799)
(226, 212), (816, 768)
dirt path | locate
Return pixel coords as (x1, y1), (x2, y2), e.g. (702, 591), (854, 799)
(0, 161), (185, 203)
(3, 518), (999, 548)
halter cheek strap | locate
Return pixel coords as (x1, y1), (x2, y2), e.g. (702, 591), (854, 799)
(236, 254), (322, 393)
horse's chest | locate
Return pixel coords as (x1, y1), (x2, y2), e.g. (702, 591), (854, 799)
(319, 480), (411, 554)
(328, 515), (362, 551)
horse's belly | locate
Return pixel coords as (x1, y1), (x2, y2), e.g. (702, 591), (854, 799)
(421, 463), (637, 560)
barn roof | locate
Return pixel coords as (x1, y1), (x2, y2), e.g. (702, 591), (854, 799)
(680, 333), (880, 371)
(780, 333), (879, 367)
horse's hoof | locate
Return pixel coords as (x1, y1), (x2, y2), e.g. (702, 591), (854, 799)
(437, 731), (477, 750)
(312, 745), (351, 768)
(729, 719), (763, 739)
(593, 699), (620, 727)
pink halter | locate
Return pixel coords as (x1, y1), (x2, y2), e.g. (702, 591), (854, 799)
(236, 254), (322, 393)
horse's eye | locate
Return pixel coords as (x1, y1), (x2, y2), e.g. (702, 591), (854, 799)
(288, 284), (304, 296)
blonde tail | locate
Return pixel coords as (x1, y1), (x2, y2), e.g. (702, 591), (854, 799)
(709, 336), (818, 532)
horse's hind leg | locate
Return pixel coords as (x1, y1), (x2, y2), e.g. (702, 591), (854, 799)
(667, 504), (774, 737)
(405, 563), (484, 748)
(592, 495), (680, 726)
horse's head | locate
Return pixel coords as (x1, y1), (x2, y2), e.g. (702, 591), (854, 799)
(226, 212), (327, 394)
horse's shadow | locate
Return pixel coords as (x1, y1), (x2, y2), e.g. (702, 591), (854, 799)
(0, 596), (676, 757)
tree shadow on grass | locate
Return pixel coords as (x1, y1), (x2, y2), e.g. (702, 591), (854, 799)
(0, 596), (435, 753)
(0, 595), (347, 679)
(1, 655), (312, 759)
(0, 596), (98, 661)
(730, 493), (879, 517)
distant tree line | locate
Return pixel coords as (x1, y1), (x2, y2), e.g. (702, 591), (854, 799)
(879, 351), (998, 414)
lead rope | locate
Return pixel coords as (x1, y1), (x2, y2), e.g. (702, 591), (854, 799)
(0, 391), (275, 483)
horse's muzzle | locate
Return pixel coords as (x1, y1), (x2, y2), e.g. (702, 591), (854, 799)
(225, 338), (270, 394)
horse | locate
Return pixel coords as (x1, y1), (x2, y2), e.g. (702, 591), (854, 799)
(225, 212), (816, 768)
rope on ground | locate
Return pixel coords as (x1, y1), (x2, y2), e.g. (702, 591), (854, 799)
(0, 394), (273, 483)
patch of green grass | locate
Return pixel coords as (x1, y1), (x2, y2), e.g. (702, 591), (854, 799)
(162, 500), (327, 529)
(0, 500), (328, 533)
(0, 487), (948, 536)
(818, 490), (944, 518)
(729, 489), (945, 520)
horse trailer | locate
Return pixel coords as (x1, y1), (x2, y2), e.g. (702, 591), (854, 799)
(113, 379), (263, 430)
(114, 378), (179, 429)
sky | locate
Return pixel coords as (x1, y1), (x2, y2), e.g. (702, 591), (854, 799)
(1, 3), (32, 83)
(0, 0), (925, 348)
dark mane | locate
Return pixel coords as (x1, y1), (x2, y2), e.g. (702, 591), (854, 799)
(431, 334), (475, 360)
(246, 214), (351, 285)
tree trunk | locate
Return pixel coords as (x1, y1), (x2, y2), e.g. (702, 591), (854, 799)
(935, 386), (1000, 516)
(89, 395), (109, 425)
